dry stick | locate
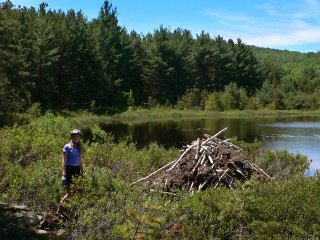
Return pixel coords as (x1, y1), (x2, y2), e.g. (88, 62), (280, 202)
(201, 145), (215, 156)
(236, 169), (249, 181)
(161, 191), (178, 196)
(230, 162), (249, 181)
(195, 138), (200, 160)
(214, 181), (219, 189)
(228, 142), (240, 150)
(200, 145), (208, 154)
(214, 168), (229, 189)
(189, 182), (194, 192)
(230, 185), (236, 194)
(150, 189), (177, 196)
(208, 155), (214, 165)
(201, 127), (228, 146)
(251, 163), (272, 179)
(166, 142), (197, 171)
(200, 154), (207, 165)
(223, 140), (241, 151)
(131, 159), (177, 185)
(192, 154), (205, 174)
(198, 175), (213, 191)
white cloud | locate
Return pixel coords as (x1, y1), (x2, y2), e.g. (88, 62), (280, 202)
(201, 0), (320, 49)
(202, 9), (253, 23)
(244, 27), (320, 47)
(303, 0), (319, 6)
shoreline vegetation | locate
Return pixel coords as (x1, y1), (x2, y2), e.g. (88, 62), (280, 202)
(2, 0), (320, 238)
(1, 109), (320, 239)
(112, 108), (320, 122)
(62, 108), (320, 128)
(6, 102), (320, 129)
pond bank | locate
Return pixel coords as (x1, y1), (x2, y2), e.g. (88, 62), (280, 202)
(68, 109), (320, 128)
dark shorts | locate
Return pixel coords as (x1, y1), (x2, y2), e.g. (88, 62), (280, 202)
(65, 165), (81, 185)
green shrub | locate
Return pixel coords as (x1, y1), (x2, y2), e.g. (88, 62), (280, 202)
(0, 114), (318, 239)
(246, 96), (260, 110)
(204, 91), (222, 111)
(175, 88), (208, 110)
(220, 82), (249, 110)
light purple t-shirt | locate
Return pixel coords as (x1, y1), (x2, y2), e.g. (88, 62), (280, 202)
(63, 142), (80, 166)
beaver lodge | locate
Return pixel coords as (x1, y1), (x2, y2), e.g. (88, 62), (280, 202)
(133, 127), (271, 194)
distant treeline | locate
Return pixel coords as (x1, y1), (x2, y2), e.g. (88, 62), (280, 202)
(1, 0), (320, 123)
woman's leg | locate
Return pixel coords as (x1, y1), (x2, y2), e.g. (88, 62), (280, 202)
(56, 166), (80, 215)
(56, 185), (71, 214)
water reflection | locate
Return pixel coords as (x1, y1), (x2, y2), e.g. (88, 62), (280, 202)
(84, 116), (320, 174)
(258, 120), (320, 174)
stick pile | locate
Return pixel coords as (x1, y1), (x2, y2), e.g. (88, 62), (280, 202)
(133, 128), (271, 193)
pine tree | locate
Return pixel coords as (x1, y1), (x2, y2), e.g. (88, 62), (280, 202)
(31, 3), (59, 107)
(230, 38), (263, 95)
(0, 1), (28, 118)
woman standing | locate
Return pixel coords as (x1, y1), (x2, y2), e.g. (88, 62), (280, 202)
(56, 129), (84, 216)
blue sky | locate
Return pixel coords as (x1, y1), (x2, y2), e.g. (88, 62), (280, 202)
(11, 0), (320, 53)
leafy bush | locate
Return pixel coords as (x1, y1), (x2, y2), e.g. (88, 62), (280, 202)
(256, 80), (274, 107)
(204, 91), (222, 111)
(66, 174), (320, 239)
(175, 88), (208, 110)
(220, 82), (249, 110)
(246, 96), (260, 110)
(0, 114), (318, 239)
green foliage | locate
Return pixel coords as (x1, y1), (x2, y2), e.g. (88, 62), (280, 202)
(1, 0), (320, 235)
(0, 113), (318, 239)
(85, 126), (178, 181)
(147, 96), (158, 108)
(1, 0), (320, 121)
(176, 87), (208, 110)
(205, 91), (223, 111)
(237, 139), (310, 179)
(256, 80), (274, 107)
(231, 38), (263, 94)
(246, 96), (260, 110)
(259, 150), (310, 179)
(126, 89), (135, 109)
(219, 82), (249, 110)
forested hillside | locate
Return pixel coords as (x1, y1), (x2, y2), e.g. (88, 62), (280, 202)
(1, 0), (320, 125)
(2, 1), (320, 238)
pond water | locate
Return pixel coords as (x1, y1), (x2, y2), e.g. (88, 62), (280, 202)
(84, 116), (320, 174)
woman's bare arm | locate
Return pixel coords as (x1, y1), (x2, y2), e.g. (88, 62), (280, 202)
(62, 152), (67, 176)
